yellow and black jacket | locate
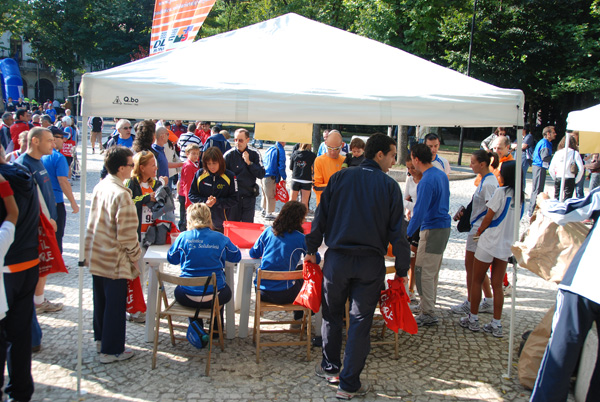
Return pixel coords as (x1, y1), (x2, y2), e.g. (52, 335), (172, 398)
(188, 168), (238, 230)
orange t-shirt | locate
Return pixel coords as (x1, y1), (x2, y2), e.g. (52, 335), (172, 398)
(140, 184), (155, 233)
(313, 154), (344, 205)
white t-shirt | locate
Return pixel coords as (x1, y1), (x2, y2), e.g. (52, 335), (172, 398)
(404, 175), (419, 213)
(432, 154), (451, 176)
(469, 173), (499, 233)
(477, 187), (517, 260)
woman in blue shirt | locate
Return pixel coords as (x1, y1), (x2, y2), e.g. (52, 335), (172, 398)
(250, 201), (320, 319)
(168, 203), (241, 329)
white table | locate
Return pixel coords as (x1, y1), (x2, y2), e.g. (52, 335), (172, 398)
(144, 244), (238, 341)
(227, 249), (260, 338)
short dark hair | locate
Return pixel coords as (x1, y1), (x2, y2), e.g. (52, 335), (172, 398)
(410, 143), (433, 164)
(16, 109), (28, 120)
(472, 150), (493, 166)
(104, 146), (133, 175)
(424, 133), (440, 143)
(202, 147), (225, 175)
(364, 133), (395, 159)
(235, 128), (250, 138)
(200, 121), (210, 126)
(349, 137), (365, 150)
(272, 201), (307, 237)
(188, 123), (197, 132)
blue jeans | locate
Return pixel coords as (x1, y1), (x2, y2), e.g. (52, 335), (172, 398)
(590, 172), (600, 191)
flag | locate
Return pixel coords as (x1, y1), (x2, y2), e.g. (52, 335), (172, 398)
(150, 0), (216, 56)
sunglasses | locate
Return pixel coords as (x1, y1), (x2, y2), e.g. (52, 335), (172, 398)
(125, 163), (135, 168)
(122, 126), (132, 130)
(327, 145), (342, 151)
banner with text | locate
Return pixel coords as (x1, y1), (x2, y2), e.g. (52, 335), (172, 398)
(150, 0), (215, 56)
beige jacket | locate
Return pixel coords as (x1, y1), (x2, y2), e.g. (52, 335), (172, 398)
(85, 174), (141, 280)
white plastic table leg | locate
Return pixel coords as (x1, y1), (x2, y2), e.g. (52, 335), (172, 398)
(145, 262), (160, 343)
(237, 262), (256, 338)
(224, 262), (235, 339)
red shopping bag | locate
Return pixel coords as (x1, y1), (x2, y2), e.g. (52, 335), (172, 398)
(379, 278), (418, 335)
(275, 180), (289, 203)
(38, 211), (68, 278)
(126, 276), (147, 314)
(293, 261), (323, 313)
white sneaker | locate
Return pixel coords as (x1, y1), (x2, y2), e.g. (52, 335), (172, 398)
(409, 303), (421, 314)
(479, 299), (494, 314)
(99, 348), (134, 364)
(503, 283), (512, 296)
(451, 300), (471, 315)
(483, 323), (503, 338)
(408, 290), (417, 303)
(459, 315), (481, 332)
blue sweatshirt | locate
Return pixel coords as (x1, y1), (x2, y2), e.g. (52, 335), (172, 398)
(167, 227), (241, 295)
(263, 142), (287, 180)
(407, 166), (451, 236)
(250, 227), (321, 291)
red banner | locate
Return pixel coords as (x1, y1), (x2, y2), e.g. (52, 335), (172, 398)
(150, 0), (216, 56)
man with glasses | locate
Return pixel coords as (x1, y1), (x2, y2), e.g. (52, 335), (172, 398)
(313, 130), (345, 206)
(224, 128), (265, 222)
(105, 119), (135, 149)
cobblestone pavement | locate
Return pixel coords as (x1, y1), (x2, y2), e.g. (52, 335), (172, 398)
(27, 141), (572, 402)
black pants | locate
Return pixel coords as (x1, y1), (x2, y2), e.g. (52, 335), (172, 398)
(554, 178), (575, 200)
(229, 196), (257, 223)
(531, 290), (600, 402)
(0, 266), (39, 401)
(260, 279), (304, 320)
(321, 250), (385, 392)
(529, 166), (547, 215)
(174, 284), (231, 329)
(56, 202), (66, 253)
(93, 275), (128, 355)
(178, 195), (187, 231)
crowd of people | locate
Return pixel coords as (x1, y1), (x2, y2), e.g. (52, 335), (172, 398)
(0, 108), (598, 401)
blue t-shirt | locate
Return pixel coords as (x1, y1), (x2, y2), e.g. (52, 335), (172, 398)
(116, 135), (134, 148)
(167, 227), (241, 294)
(152, 143), (169, 178)
(249, 227), (321, 292)
(41, 149), (69, 203)
(16, 153), (58, 220)
(407, 166), (451, 236)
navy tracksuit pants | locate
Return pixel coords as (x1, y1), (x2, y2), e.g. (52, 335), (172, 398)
(321, 249), (385, 392)
(530, 289), (600, 402)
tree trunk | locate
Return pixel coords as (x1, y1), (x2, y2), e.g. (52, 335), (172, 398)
(398, 125), (409, 165)
(312, 124), (321, 153)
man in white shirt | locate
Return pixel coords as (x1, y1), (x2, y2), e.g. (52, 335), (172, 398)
(425, 133), (451, 178)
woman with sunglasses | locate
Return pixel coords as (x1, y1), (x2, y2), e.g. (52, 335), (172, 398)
(188, 147), (238, 232)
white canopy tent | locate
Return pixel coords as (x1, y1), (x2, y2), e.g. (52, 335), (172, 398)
(75, 13), (526, 394)
(567, 103), (600, 154)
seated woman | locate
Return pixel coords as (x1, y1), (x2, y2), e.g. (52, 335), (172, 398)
(187, 147), (237, 232)
(167, 203), (241, 330)
(249, 201), (320, 320)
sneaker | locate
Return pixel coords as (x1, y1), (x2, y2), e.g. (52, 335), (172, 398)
(451, 300), (471, 315)
(459, 316), (481, 332)
(415, 313), (439, 327)
(503, 283), (512, 296)
(315, 362), (340, 384)
(483, 323), (503, 338)
(126, 312), (146, 323)
(336, 381), (371, 400)
(479, 299), (494, 314)
(36, 299), (63, 314)
(408, 290), (417, 302)
(409, 303), (421, 314)
(264, 213), (276, 221)
(92, 148), (95, 154)
(99, 348), (134, 364)
(261, 209), (267, 217)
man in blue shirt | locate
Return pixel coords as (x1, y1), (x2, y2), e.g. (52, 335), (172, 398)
(261, 141), (286, 220)
(106, 119), (135, 149)
(407, 144), (451, 326)
(41, 131), (79, 252)
(529, 126), (556, 216)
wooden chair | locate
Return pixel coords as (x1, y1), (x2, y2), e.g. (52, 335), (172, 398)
(152, 271), (224, 376)
(345, 263), (400, 359)
(253, 270), (311, 363)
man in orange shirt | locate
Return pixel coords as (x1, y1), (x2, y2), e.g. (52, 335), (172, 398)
(313, 130), (345, 205)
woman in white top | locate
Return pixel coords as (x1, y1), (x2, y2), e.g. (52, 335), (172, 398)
(451, 151), (499, 316)
(460, 160), (522, 338)
(549, 135), (584, 200)
(404, 156), (422, 301)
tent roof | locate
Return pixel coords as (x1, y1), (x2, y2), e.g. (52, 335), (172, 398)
(80, 13), (524, 127)
(567, 104), (600, 132)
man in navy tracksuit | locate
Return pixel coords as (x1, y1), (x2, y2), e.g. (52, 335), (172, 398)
(530, 188), (600, 402)
(306, 134), (410, 400)
(224, 128), (265, 222)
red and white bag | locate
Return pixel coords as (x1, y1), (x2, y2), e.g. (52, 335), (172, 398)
(293, 261), (323, 313)
(379, 278), (418, 334)
(275, 180), (289, 203)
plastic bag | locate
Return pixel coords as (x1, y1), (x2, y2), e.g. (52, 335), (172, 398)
(38, 211), (68, 278)
(126, 276), (146, 315)
(275, 180), (289, 203)
(293, 261), (323, 313)
(379, 278), (418, 335)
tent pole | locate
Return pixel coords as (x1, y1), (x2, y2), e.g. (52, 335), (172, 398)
(76, 112), (89, 397)
(506, 107), (523, 378)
